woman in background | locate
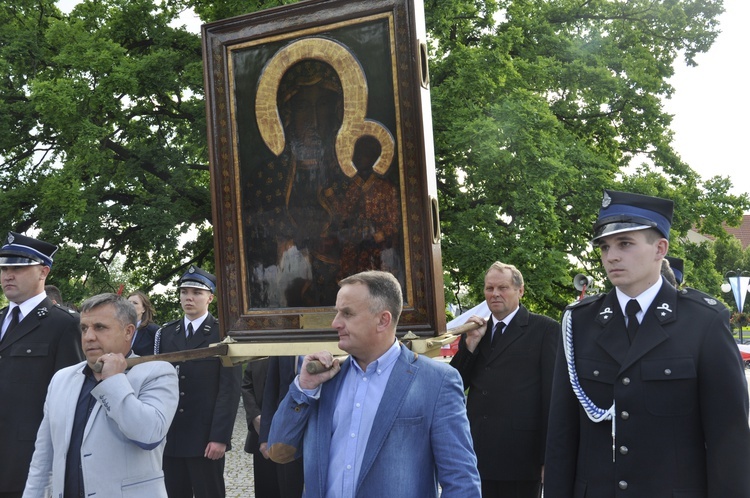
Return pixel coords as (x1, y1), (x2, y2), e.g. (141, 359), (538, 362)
(127, 290), (159, 356)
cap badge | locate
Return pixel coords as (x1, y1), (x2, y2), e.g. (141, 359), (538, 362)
(7, 233), (14, 244)
(188, 266), (196, 274)
(704, 298), (717, 306)
(602, 191), (612, 208)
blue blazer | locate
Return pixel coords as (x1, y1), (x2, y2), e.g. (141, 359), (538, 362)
(268, 343), (481, 498)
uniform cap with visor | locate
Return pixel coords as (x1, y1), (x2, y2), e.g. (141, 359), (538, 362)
(179, 265), (216, 293)
(0, 232), (58, 268)
(592, 189), (673, 244)
(665, 256), (684, 285)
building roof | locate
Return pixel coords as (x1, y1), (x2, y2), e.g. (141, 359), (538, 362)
(723, 214), (750, 249)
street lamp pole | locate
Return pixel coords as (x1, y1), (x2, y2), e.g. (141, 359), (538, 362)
(721, 269), (750, 342)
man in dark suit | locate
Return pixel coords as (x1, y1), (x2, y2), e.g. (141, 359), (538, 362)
(155, 265), (241, 498)
(450, 261), (559, 498)
(260, 356), (305, 497)
(545, 190), (750, 497)
(0, 232), (83, 498)
(241, 358), (281, 498)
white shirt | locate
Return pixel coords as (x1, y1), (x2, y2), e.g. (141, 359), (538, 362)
(616, 277), (663, 326)
(1, 291), (47, 338)
(183, 313), (209, 337)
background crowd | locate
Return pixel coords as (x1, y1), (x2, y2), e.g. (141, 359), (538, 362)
(2, 187), (750, 498)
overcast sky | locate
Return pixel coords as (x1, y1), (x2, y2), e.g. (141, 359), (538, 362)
(665, 0), (749, 199)
(57, 0), (748, 199)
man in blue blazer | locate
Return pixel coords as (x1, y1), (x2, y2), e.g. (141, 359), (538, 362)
(268, 270), (481, 498)
(23, 293), (178, 498)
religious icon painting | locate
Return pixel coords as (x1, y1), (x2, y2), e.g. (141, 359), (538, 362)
(203, 0), (445, 341)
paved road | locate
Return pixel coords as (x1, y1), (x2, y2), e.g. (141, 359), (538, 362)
(225, 401), (254, 497)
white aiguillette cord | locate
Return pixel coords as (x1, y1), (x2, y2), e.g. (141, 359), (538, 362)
(562, 309), (617, 462)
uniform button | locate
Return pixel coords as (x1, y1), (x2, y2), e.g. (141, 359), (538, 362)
(622, 377), (631, 385)
(621, 411), (630, 420)
(178, 408), (184, 413)
(593, 370), (600, 377)
(482, 390), (488, 395)
(180, 376), (186, 379)
(619, 446), (628, 455)
(26, 349), (32, 354)
(664, 368), (672, 375)
(619, 480), (628, 489)
(180, 392), (185, 396)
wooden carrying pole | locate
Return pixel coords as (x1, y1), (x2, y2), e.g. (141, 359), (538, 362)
(92, 320), (482, 374)
(305, 319), (482, 373)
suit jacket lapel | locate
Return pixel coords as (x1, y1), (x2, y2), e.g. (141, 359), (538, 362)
(357, 345), (418, 490)
(620, 282), (675, 372)
(0, 298), (53, 351)
(187, 314), (214, 348)
(0, 308), (10, 350)
(594, 291), (630, 365)
(161, 321), (185, 352)
(490, 306), (529, 359)
(64, 366), (87, 450)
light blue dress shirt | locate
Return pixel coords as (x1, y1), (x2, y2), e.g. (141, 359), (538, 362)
(326, 340), (400, 498)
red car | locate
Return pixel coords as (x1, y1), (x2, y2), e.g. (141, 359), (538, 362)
(738, 344), (750, 368)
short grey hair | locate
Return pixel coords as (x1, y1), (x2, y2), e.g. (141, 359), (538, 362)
(339, 270), (403, 326)
(485, 261), (524, 289)
(80, 293), (138, 328)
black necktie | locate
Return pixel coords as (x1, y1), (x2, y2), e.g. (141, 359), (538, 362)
(187, 323), (195, 339)
(491, 321), (505, 346)
(2, 307), (21, 342)
(625, 299), (641, 344)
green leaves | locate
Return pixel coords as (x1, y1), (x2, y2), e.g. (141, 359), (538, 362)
(1, 0), (746, 319)
(430, 0), (748, 315)
(0, 0), (209, 312)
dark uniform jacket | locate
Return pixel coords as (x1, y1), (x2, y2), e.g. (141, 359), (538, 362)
(242, 358), (269, 453)
(156, 314), (241, 457)
(259, 356), (299, 445)
(0, 298), (83, 493)
(545, 282), (750, 497)
(450, 304), (559, 481)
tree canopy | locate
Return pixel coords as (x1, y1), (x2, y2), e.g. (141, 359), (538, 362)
(1, 0), (747, 320)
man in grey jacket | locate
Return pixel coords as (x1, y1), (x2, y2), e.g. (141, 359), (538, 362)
(23, 293), (178, 498)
